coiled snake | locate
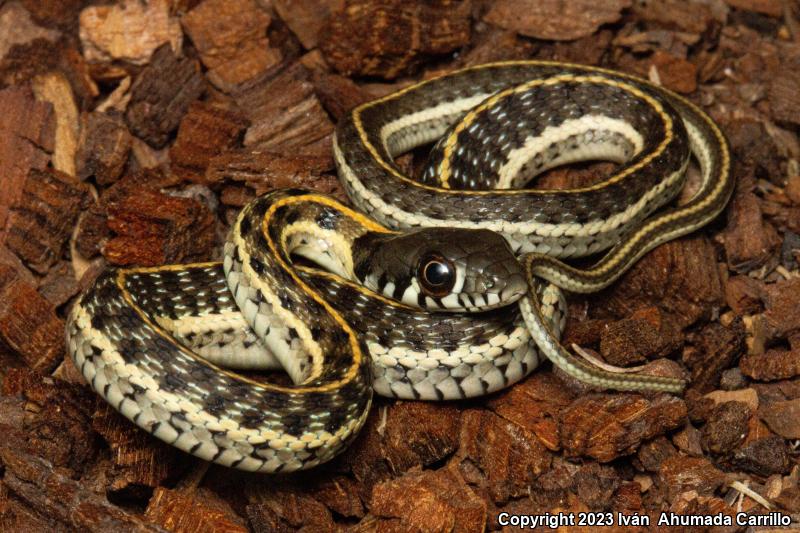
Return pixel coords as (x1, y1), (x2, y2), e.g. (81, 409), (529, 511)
(66, 61), (733, 473)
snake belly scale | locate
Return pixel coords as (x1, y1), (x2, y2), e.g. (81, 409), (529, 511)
(66, 61), (733, 472)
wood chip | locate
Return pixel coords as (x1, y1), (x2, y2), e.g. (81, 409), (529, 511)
(595, 237), (724, 330)
(104, 189), (215, 266)
(4, 168), (91, 274)
(369, 464), (487, 532)
(457, 409), (553, 502)
(1, 447), (165, 532)
(91, 403), (178, 495)
(632, 0), (713, 34)
(770, 69), (800, 126)
(273, 0), (344, 50)
(684, 319), (746, 393)
(700, 401), (751, 454)
(741, 347), (800, 381)
(724, 191), (781, 272)
(145, 487), (249, 533)
(181, 0), (281, 92)
(732, 436), (790, 476)
(207, 150), (340, 198)
(0, 1), (60, 61)
(340, 401), (461, 496)
(2, 369), (99, 475)
(658, 456), (726, 499)
(170, 101), (249, 183)
(704, 388), (759, 411)
(235, 63), (333, 157)
(486, 372), (575, 451)
(759, 399), (800, 438)
(484, 0), (631, 41)
(560, 393), (687, 462)
(32, 71), (80, 176)
(0, 264), (65, 372)
(649, 50), (698, 94)
(725, 0), (784, 18)
(76, 111), (133, 185)
(0, 86), (55, 235)
(125, 44), (206, 148)
(321, 0), (471, 79)
(79, 0), (182, 65)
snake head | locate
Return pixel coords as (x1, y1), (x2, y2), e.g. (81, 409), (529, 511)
(354, 228), (527, 312)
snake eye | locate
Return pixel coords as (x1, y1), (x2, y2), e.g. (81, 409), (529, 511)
(418, 253), (455, 297)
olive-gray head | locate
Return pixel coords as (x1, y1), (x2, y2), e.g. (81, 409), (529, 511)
(353, 228), (527, 312)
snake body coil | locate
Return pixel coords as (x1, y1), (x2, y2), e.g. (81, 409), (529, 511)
(67, 61), (733, 472)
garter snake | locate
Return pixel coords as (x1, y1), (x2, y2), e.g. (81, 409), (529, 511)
(66, 61), (733, 473)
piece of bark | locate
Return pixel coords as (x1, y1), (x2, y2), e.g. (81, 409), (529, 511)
(309, 70), (370, 122)
(731, 436), (790, 476)
(684, 319), (746, 393)
(724, 191), (781, 273)
(719, 367), (748, 390)
(74, 170), (180, 259)
(648, 50), (698, 94)
(181, 0), (281, 92)
(246, 488), (337, 533)
(631, 0), (714, 34)
(761, 277), (800, 342)
(0, 86), (55, 235)
(2, 369), (99, 475)
(91, 403), (178, 497)
(76, 111), (133, 185)
(759, 399), (800, 438)
(637, 436), (678, 472)
(104, 189), (215, 266)
(700, 401), (751, 454)
(485, 372), (575, 451)
(724, 274), (765, 315)
(594, 237), (724, 330)
(560, 393), (687, 462)
(457, 409), (552, 502)
(725, 0), (783, 17)
(600, 310), (682, 366)
(170, 101), (248, 183)
(484, 0), (631, 41)
(31, 71), (79, 176)
(741, 347), (800, 381)
(0, 447), (165, 533)
(236, 63), (334, 158)
(369, 464), (487, 533)
(0, 1), (60, 61)
(144, 487), (248, 533)
(672, 424), (704, 456)
(574, 463), (620, 509)
(79, 0), (182, 65)
(704, 388), (759, 411)
(4, 168), (91, 274)
(125, 44), (206, 148)
(207, 150), (340, 198)
(658, 455), (726, 500)
(770, 69), (800, 126)
(321, 0), (471, 79)
(0, 265), (65, 372)
(337, 400), (461, 500)
(38, 260), (80, 308)
(273, 0), (344, 50)
(458, 28), (536, 68)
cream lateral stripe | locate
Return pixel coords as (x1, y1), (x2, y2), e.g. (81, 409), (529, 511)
(354, 73), (674, 195)
(115, 270), (286, 390)
(494, 115), (645, 189)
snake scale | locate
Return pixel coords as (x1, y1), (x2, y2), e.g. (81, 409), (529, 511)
(66, 61), (733, 473)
